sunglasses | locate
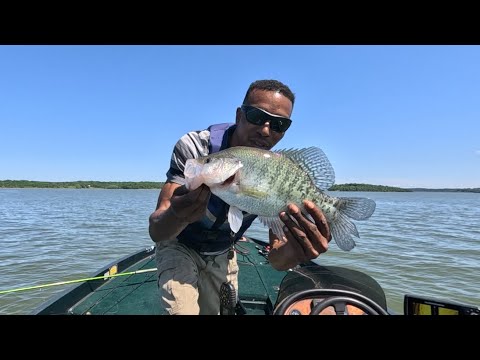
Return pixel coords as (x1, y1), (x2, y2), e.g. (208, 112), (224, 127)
(241, 105), (292, 133)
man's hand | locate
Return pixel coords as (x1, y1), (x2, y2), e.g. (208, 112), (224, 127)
(268, 200), (331, 271)
(149, 182), (211, 242)
(169, 184), (211, 224)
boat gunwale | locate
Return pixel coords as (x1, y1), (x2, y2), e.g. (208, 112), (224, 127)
(31, 245), (156, 315)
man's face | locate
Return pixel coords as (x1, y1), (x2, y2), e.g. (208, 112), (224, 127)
(231, 89), (293, 150)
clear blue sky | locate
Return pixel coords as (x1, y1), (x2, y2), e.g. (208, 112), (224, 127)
(1, 45), (479, 188)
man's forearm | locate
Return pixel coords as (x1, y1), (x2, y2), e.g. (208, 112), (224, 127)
(149, 208), (190, 242)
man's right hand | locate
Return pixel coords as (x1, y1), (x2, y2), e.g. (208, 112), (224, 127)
(149, 182), (211, 243)
(169, 184), (211, 224)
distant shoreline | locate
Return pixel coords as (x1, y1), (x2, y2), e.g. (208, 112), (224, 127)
(1, 180), (479, 193)
(0, 180), (164, 190)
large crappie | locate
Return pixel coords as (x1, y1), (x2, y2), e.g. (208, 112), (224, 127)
(184, 146), (375, 251)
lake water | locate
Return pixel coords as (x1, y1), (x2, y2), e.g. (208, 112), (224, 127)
(0, 189), (478, 314)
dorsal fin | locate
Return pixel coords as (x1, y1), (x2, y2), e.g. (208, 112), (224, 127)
(274, 147), (335, 190)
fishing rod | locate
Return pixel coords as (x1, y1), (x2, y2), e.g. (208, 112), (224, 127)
(0, 267), (158, 295)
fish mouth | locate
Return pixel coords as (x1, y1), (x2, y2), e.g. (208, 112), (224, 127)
(222, 173), (236, 186)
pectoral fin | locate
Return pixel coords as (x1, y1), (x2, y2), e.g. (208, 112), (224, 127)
(228, 206), (243, 234)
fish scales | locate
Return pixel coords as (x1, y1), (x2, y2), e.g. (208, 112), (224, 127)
(184, 146), (376, 251)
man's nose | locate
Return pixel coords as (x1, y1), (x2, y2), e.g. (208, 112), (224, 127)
(259, 122), (271, 136)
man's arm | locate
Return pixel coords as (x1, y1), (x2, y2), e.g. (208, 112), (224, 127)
(268, 200), (331, 271)
(149, 182), (211, 243)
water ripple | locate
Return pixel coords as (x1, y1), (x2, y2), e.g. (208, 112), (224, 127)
(1, 189), (479, 314)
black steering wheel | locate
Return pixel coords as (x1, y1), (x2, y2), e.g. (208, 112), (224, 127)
(273, 288), (390, 315)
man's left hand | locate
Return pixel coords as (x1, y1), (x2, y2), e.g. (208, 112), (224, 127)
(268, 200), (331, 271)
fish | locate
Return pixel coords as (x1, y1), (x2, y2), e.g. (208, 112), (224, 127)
(184, 146), (376, 251)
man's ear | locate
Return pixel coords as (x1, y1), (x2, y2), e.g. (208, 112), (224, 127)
(235, 107), (242, 125)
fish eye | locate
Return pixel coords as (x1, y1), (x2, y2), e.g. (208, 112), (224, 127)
(205, 158), (211, 164)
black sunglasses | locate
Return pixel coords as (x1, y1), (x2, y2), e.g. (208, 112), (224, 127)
(241, 105), (292, 133)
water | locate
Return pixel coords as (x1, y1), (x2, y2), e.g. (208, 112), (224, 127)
(0, 189), (478, 314)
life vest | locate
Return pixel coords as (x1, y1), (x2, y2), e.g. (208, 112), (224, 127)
(177, 123), (258, 253)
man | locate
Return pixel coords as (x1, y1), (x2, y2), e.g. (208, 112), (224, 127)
(149, 79), (331, 315)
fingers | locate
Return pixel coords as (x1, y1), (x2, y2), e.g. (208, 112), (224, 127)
(194, 184), (211, 203)
(173, 184), (210, 201)
(178, 184), (210, 205)
(269, 229), (279, 248)
(172, 184), (189, 197)
(185, 185), (211, 215)
(170, 185), (211, 222)
(303, 200), (331, 242)
(280, 202), (330, 257)
(192, 187), (211, 210)
(269, 228), (308, 267)
(280, 210), (320, 259)
(269, 228), (286, 249)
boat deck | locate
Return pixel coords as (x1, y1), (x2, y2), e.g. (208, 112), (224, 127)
(34, 239), (287, 315)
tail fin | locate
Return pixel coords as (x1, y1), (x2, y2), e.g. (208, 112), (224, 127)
(330, 211), (359, 251)
(335, 197), (376, 220)
(330, 197), (376, 251)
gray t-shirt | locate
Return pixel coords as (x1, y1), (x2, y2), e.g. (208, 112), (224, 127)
(166, 129), (211, 186)
(165, 124), (256, 254)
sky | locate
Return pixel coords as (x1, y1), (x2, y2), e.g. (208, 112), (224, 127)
(0, 45), (479, 189)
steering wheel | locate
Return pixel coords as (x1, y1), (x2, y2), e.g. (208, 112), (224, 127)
(273, 288), (390, 315)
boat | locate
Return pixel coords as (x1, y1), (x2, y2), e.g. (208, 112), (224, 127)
(31, 237), (479, 315)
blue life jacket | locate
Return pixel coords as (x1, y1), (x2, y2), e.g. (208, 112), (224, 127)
(177, 123), (258, 253)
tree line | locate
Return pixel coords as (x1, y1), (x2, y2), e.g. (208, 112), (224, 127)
(0, 180), (164, 189)
(328, 183), (411, 192)
(1, 180), (478, 192)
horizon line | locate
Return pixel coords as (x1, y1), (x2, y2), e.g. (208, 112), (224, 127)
(1, 179), (478, 190)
